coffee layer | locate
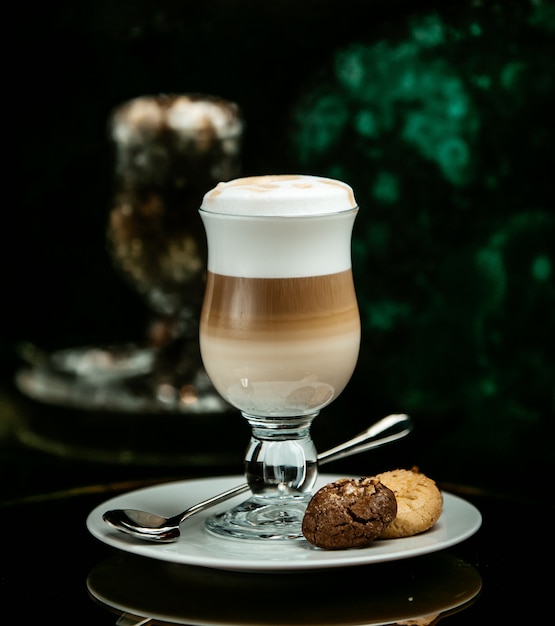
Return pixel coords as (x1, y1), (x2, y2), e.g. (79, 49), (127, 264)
(201, 271), (358, 332)
(200, 271), (360, 416)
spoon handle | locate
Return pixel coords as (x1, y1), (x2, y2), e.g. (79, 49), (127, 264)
(182, 482), (250, 519)
(317, 413), (412, 464)
(178, 413), (412, 524)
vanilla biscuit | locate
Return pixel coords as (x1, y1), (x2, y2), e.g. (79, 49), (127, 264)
(302, 477), (397, 549)
(375, 467), (443, 538)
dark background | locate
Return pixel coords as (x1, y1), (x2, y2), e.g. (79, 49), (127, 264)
(3, 0), (554, 498)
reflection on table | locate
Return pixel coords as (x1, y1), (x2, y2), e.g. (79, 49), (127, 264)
(87, 551), (481, 626)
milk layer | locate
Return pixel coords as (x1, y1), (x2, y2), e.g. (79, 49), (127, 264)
(200, 175), (358, 277)
(200, 326), (360, 416)
(200, 271), (360, 416)
(200, 209), (356, 278)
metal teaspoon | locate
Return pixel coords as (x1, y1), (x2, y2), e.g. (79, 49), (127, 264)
(102, 413), (412, 542)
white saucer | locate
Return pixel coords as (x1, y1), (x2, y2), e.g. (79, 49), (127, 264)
(87, 474), (482, 572)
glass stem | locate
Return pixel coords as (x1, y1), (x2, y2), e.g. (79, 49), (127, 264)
(242, 412), (319, 499)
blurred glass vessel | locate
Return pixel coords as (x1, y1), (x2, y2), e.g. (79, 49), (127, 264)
(105, 93), (244, 408)
(16, 94), (244, 425)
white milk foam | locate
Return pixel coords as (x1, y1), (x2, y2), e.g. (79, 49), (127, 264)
(200, 175), (358, 278)
(201, 175), (356, 216)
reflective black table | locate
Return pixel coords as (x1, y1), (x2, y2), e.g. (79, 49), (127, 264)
(1, 455), (548, 624)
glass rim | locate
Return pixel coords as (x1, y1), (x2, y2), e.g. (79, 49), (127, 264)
(198, 205), (359, 219)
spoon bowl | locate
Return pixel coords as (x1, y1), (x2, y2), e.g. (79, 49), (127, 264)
(103, 413), (412, 542)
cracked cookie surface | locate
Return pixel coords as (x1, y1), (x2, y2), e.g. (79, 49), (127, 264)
(302, 477), (397, 549)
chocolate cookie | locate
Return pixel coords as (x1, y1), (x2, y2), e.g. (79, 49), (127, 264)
(375, 467), (443, 538)
(302, 477), (397, 549)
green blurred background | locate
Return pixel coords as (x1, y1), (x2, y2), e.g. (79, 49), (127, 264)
(4, 0), (554, 496)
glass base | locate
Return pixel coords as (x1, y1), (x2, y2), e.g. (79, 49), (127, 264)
(205, 496), (311, 540)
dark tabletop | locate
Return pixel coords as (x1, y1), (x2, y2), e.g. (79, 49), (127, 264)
(1, 387), (550, 625)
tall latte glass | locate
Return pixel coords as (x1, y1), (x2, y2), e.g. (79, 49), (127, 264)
(199, 175), (360, 540)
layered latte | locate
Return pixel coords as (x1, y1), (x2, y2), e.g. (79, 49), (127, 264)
(199, 175), (360, 417)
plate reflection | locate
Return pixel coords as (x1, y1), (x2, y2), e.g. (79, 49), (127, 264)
(87, 550), (481, 625)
